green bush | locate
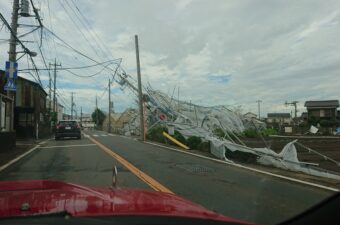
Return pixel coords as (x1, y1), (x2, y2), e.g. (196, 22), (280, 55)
(308, 116), (319, 126)
(186, 136), (202, 149)
(172, 131), (187, 146)
(197, 141), (210, 152)
(146, 126), (166, 143)
(243, 128), (258, 138)
(261, 128), (278, 136)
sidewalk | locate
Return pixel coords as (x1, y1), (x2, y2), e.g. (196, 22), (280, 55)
(0, 138), (48, 168)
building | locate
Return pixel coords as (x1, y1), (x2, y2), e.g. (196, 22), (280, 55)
(57, 103), (64, 122)
(304, 100), (339, 121)
(266, 113), (292, 125)
(243, 112), (257, 120)
(103, 109), (137, 134)
(0, 70), (49, 138)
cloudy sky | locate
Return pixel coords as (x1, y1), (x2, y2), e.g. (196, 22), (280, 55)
(1, 0), (340, 116)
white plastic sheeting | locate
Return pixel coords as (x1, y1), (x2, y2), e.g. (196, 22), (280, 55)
(207, 137), (228, 160)
(147, 90), (245, 133)
(226, 140), (340, 181)
(122, 89), (340, 181)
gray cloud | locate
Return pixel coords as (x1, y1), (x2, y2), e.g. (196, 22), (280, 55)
(1, 0), (339, 116)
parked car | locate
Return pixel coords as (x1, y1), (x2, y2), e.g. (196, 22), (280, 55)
(55, 120), (81, 140)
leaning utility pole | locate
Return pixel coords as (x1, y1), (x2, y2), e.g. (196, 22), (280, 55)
(135, 35), (145, 141)
(256, 100), (262, 120)
(108, 79), (111, 133)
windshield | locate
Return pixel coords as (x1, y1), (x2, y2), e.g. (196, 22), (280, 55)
(0, 1), (339, 225)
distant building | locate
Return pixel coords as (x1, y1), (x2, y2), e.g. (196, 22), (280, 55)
(103, 109), (137, 134)
(266, 113), (292, 125)
(57, 103), (64, 122)
(304, 100), (339, 121)
(243, 112), (257, 120)
(63, 113), (71, 120)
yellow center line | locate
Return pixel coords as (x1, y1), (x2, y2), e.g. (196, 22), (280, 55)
(88, 135), (174, 194)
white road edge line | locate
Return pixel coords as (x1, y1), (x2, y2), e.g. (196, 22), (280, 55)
(0, 145), (40, 172)
(145, 141), (339, 192)
(39, 144), (96, 149)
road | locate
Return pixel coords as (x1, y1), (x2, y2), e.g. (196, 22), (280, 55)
(0, 129), (334, 225)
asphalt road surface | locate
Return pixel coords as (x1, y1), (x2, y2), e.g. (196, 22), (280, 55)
(0, 129), (335, 225)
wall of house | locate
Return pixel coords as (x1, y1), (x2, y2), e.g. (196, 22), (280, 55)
(308, 108), (337, 120)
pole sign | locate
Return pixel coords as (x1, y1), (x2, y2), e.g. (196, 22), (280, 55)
(4, 61), (18, 91)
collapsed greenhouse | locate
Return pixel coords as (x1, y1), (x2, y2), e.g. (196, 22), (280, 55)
(116, 87), (340, 181)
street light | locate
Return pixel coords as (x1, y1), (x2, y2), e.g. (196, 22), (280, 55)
(16, 49), (37, 60)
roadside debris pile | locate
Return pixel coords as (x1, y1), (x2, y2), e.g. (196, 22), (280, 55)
(121, 89), (340, 181)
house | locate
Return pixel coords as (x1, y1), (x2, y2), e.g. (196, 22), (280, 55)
(304, 100), (339, 120)
(243, 112), (257, 120)
(266, 113), (292, 125)
(0, 70), (48, 138)
(103, 112), (122, 132)
(103, 108), (137, 134)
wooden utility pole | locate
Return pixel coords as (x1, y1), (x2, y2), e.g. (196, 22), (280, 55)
(108, 79), (111, 133)
(49, 59), (61, 114)
(135, 35), (145, 141)
(96, 95), (98, 129)
(49, 64), (52, 110)
(71, 93), (73, 119)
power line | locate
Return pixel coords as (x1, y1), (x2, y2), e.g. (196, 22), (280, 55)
(57, 0), (102, 58)
(44, 27), (124, 84)
(64, 63), (113, 78)
(68, 0), (112, 60)
(18, 59), (121, 71)
(46, 0), (59, 60)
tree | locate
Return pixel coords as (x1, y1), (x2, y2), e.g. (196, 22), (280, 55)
(91, 108), (106, 127)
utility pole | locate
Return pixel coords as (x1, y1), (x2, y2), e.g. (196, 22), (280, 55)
(71, 92), (74, 119)
(6, 0), (19, 131)
(256, 100), (262, 120)
(108, 79), (111, 133)
(135, 35), (145, 141)
(49, 59), (61, 114)
(285, 101), (298, 118)
(96, 95), (98, 129)
(80, 107), (82, 123)
(49, 64), (52, 110)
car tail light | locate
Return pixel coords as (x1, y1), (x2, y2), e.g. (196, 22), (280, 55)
(56, 125), (61, 129)
(76, 124), (80, 129)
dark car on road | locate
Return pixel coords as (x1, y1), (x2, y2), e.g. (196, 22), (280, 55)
(55, 120), (81, 140)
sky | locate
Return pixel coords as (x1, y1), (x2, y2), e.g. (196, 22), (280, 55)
(0, 0), (340, 117)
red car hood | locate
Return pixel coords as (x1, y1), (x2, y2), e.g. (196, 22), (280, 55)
(0, 180), (250, 224)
